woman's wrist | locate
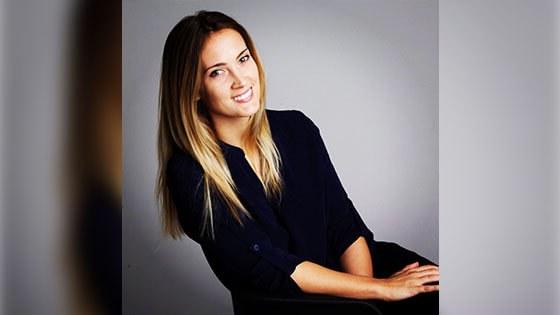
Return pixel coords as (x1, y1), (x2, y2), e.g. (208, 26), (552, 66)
(364, 277), (389, 301)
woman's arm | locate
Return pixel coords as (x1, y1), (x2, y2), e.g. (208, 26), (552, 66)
(340, 236), (374, 277)
(290, 260), (439, 301)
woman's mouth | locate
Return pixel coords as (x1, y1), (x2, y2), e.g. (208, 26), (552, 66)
(232, 87), (253, 103)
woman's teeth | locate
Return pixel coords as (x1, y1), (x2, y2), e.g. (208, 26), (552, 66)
(233, 87), (252, 102)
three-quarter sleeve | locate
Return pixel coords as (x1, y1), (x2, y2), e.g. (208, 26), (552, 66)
(166, 152), (304, 294)
(295, 111), (375, 260)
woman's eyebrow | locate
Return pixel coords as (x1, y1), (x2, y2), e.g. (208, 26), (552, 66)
(204, 48), (249, 73)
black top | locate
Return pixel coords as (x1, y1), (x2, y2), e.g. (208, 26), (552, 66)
(166, 110), (375, 295)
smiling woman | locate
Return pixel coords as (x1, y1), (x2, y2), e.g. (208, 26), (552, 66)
(201, 30), (261, 121)
(199, 28), (266, 182)
(157, 11), (282, 239)
(156, 10), (438, 315)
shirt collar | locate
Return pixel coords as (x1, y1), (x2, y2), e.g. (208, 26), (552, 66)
(218, 140), (245, 158)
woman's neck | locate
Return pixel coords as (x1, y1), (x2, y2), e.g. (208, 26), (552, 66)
(212, 114), (262, 182)
(212, 115), (252, 151)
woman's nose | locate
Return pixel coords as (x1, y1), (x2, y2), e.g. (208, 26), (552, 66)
(230, 68), (246, 88)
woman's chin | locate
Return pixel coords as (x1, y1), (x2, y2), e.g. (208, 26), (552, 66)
(234, 100), (260, 117)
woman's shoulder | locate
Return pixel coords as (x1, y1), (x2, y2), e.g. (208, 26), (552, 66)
(166, 149), (204, 185)
(265, 109), (325, 159)
(265, 109), (319, 134)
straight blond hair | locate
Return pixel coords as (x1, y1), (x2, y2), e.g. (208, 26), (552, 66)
(156, 11), (283, 239)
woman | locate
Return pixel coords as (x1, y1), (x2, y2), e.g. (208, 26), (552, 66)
(156, 10), (439, 314)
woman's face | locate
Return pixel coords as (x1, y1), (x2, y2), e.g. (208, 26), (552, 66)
(199, 28), (260, 123)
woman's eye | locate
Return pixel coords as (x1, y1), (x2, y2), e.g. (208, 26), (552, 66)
(209, 69), (224, 78)
(239, 54), (250, 63)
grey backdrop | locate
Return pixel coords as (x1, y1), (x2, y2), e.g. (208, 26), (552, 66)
(440, 1), (559, 314)
(124, 1), (438, 314)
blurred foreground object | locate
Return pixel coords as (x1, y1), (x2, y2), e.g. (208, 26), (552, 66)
(65, 0), (121, 314)
(2, 0), (121, 314)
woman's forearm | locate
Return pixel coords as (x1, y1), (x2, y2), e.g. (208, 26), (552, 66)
(290, 260), (440, 301)
(290, 260), (385, 300)
(340, 236), (373, 277)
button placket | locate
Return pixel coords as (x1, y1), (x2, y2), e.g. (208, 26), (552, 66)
(250, 243), (260, 252)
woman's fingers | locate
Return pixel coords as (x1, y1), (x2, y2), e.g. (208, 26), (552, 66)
(403, 262), (420, 270)
(404, 269), (439, 286)
(406, 264), (438, 274)
(420, 284), (439, 293)
(390, 263), (440, 287)
(382, 272), (440, 301)
(391, 261), (420, 277)
(419, 274), (439, 284)
(413, 268), (439, 279)
(391, 264), (437, 278)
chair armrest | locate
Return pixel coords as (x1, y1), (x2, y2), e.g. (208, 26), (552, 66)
(231, 290), (383, 315)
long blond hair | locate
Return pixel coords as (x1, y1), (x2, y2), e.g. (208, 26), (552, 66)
(156, 11), (283, 239)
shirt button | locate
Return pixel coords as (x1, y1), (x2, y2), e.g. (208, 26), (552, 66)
(250, 244), (260, 252)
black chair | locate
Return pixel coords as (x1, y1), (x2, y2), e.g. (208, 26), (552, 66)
(231, 290), (384, 315)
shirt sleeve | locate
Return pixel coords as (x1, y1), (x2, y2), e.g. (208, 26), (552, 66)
(166, 152), (304, 295)
(295, 111), (375, 260)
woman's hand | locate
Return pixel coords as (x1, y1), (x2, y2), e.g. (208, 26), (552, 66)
(290, 260), (438, 301)
(379, 262), (439, 301)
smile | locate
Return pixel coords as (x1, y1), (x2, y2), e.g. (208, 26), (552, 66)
(233, 87), (253, 103)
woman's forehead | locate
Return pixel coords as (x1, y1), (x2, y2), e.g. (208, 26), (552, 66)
(201, 29), (246, 67)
